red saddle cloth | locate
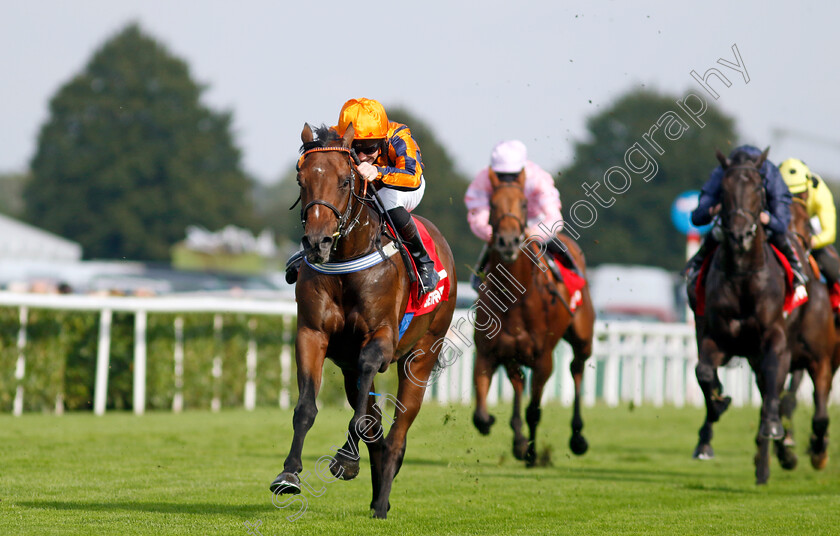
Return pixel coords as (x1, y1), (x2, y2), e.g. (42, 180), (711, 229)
(550, 255), (586, 313)
(402, 218), (450, 316)
(694, 245), (806, 317)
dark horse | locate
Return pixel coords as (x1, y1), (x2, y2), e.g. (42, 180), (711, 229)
(688, 148), (834, 483)
(270, 124), (457, 518)
(775, 194), (840, 470)
(471, 168), (595, 466)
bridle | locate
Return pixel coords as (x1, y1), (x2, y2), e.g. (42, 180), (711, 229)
(720, 164), (766, 244)
(490, 182), (527, 238)
(294, 146), (369, 244)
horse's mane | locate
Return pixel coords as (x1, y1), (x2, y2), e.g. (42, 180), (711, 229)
(299, 124), (342, 153)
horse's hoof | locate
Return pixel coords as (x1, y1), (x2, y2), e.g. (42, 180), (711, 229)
(759, 419), (785, 440)
(693, 443), (714, 460)
(810, 451), (828, 470)
(269, 472), (301, 494)
(569, 434), (589, 456)
(370, 502), (390, 519)
(525, 442), (537, 467)
(774, 441), (798, 470)
(473, 413), (496, 436)
(513, 437), (529, 460)
(330, 452), (360, 481)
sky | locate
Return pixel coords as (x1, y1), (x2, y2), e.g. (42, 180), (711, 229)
(2, 1), (840, 186)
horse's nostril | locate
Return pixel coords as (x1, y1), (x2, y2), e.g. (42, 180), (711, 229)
(301, 236), (312, 250)
(320, 236), (333, 247)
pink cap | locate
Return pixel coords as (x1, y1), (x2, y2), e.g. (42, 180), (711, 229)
(490, 140), (527, 173)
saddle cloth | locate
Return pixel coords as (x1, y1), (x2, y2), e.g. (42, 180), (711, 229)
(550, 256), (586, 313)
(694, 245), (807, 317)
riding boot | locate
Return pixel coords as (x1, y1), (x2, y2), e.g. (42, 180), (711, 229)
(546, 237), (582, 276)
(814, 245), (840, 288)
(470, 243), (489, 292)
(773, 234), (809, 287)
(682, 232), (719, 281)
(284, 250), (304, 284)
(389, 208), (440, 297)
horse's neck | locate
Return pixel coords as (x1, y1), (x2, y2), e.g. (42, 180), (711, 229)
(333, 204), (381, 260)
(486, 249), (539, 298)
(721, 230), (768, 274)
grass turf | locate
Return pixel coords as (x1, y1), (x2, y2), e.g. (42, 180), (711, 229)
(2, 402), (840, 535)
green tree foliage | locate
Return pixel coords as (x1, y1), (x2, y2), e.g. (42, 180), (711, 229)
(257, 108), (480, 280)
(558, 88), (738, 271)
(25, 24), (255, 261)
(0, 172), (27, 218)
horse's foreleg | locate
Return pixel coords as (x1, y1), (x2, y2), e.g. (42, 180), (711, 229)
(504, 364), (528, 461)
(694, 338), (729, 460)
(774, 370), (803, 470)
(808, 359), (833, 470)
(271, 330), (327, 495)
(524, 354), (553, 467)
(569, 345), (589, 456)
(472, 351), (497, 436)
(754, 325), (789, 485)
(329, 371), (384, 483)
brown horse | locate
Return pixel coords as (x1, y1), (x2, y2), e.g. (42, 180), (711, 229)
(471, 168), (595, 466)
(776, 194), (839, 469)
(688, 148), (832, 484)
(270, 124), (457, 518)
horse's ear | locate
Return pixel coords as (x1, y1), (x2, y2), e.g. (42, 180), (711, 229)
(341, 123), (355, 147)
(756, 146), (770, 169)
(715, 149), (729, 169)
(301, 123), (314, 144)
(488, 168), (500, 189)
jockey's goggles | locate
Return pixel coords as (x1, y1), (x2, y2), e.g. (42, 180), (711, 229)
(353, 141), (381, 155)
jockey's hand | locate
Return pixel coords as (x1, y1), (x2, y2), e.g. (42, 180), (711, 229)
(710, 204), (721, 216)
(357, 162), (379, 182)
(759, 211), (770, 225)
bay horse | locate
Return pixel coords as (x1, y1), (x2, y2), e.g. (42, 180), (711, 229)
(270, 124), (457, 519)
(471, 168), (595, 466)
(688, 147), (831, 484)
(775, 193), (839, 470)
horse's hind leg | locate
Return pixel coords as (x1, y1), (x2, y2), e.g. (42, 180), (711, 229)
(565, 331), (592, 456)
(694, 339), (730, 460)
(774, 370), (803, 470)
(504, 364), (529, 461)
(369, 338), (439, 519)
(473, 351), (497, 436)
(524, 353), (553, 467)
(807, 360), (833, 470)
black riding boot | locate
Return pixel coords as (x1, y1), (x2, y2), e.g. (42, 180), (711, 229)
(682, 232), (719, 281)
(814, 245), (840, 288)
(284, 250), (304, 284)
(771, 234), (808, 287)
(389, 208), (440, 296)
(470, 244), (489, 291)
(546, 237), (582, 276)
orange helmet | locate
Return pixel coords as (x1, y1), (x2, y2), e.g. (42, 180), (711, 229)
(336, 98), (389, 140)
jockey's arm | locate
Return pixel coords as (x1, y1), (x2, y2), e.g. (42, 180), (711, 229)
(763, 165), (793, 235)
(692, 167), (723, 226)
(811, 177), (837, 249)
(525, 165), (564, 239)
(464, 171), (493, 242)
(376, 124), (424, 190)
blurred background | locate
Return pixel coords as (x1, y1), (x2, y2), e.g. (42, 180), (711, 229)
(1, 0), (838, 325)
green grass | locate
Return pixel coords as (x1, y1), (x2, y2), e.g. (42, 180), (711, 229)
(2, 403), (840, 535)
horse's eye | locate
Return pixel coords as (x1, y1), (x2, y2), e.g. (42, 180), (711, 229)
(342, 177), (351, 188)
(296, 174), (302, 186)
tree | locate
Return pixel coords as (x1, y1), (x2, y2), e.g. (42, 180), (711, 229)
(25, 24), (255, 261)
(0, 172), (27, 218)
(557, 88), (738, 271)
(258, 108), (480, 280)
